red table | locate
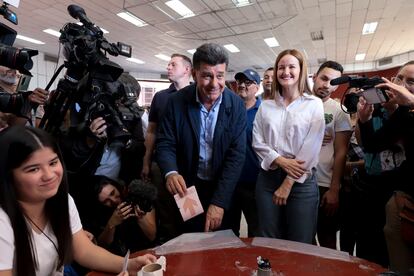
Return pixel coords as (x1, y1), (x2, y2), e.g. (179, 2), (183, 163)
(88, 238), (386, 276)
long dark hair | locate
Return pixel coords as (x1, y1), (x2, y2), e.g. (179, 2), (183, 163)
(0, 126), (73, 275)
(92, 175), (126, 203)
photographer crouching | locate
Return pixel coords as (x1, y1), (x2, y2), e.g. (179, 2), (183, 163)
(0, 65), (48, 127)
(86, 175), (157, 256)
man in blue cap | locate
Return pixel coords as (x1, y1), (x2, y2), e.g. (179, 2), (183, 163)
(231, 68), (261, 237)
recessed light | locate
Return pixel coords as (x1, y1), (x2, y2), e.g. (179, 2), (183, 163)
(224, 44), (240, 53)
(126, 57), (145, 64)
(43, 29), (60, 37)
(362, 22), (378, 35)
(117, 11), (147, 27)
(16, 35), (45, 45)
(232, 0), (251, 7)
(165, 0), (195, 18)
(155, 54), (171, 61)
(264, 37), (279, 48)
(187, 49), (196, 55)
(355, 53), (366, 61)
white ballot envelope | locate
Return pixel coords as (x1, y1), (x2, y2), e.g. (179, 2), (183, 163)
(174, 186), (204, 221)
(122, 249), (130, 273)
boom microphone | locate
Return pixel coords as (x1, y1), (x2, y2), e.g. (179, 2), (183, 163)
(330, 76), (351, 86)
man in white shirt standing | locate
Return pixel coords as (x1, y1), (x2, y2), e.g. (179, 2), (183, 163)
(312, 61), (352, 249)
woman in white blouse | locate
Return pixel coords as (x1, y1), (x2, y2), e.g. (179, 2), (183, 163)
(252, 49), (324, 243)
(0, 126), (156, 276)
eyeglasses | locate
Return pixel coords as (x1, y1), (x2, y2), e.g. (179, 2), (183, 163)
(236, 80), (256, 87)
(391, 76), (414, 87)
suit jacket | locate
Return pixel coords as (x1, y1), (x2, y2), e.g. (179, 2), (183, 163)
(156, 83), (246, 210)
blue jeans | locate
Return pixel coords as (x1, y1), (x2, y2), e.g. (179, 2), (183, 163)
(255, 168), (319, 244)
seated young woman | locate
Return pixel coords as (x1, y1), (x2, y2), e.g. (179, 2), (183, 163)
(0, 125), (156, 276)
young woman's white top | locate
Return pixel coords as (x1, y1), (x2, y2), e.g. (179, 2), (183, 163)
(0, 195), (82, 276)
(252, 94), (325, 183)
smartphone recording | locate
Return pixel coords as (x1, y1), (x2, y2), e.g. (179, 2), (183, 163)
(362, 87), (389, 104)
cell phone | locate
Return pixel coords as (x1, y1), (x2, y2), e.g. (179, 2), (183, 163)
(362, 87), (389, 104)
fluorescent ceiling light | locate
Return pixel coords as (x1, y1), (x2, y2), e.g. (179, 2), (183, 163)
(100, 27), (109, 34)
(232, 0), (251, 7)
(117, 11), (147, 27)
(43, 28), (60, 37)
(224, 44), (240, 53)
(264, 37), (279, 48)
(165, 0), (195, 18)
(76, 22), (109, 34)
(362, 22), (378, 35)
(355, 53), (366, 61)
(127, 57), (145, 64)
(187, 49), (196, 55)
(16, 35), (45, 45)
(4, 0), (19, 8)
(155, 54), (171, 61)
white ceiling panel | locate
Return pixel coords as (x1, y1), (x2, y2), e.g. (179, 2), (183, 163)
(352, 0), (369, 10)
(320, 1), (335, 16)
(336, 2), (352, 17)
(301, 0), (318, 8)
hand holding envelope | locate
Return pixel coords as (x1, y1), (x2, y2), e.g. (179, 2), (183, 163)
(174, 186), (204, 221)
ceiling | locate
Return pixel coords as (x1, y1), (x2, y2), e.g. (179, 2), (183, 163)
(5, 0), (414, 78)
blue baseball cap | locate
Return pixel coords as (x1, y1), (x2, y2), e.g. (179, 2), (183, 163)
(235, 69), (261, 84)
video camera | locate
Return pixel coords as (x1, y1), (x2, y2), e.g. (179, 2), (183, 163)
(330, 75), (389, 113)
(40, 5), (138, 147)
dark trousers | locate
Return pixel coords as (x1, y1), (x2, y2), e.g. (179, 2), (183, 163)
(230, 184), (259, 237)
(180, 177), (232, 233)
(339, 183), (359, 255)
(316, 186), (340, 249)
(152, 163), (182, 244)
(354, 173), (394, 267)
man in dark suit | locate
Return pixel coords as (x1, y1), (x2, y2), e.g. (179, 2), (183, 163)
(156, 43), (246, 233)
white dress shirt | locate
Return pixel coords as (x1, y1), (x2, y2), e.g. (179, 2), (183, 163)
(252, 93), (325, 183)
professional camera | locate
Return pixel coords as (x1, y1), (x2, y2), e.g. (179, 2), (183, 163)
(84, 73), (142, 146)
(330, 75), (388, 113)
(40, 4), (135, 147)
(125, 179), (157, 213)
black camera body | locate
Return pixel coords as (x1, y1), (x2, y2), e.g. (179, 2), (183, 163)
(330, 75), (387, 113)
(85, 78), (137, 146)
(124, 179), (157, 213)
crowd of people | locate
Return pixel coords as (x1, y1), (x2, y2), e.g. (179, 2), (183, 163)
(0, 42), (414, 276)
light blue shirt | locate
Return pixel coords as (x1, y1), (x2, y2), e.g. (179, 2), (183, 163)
(196, 91), (222, 180)
(94, 144), (121, 180)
